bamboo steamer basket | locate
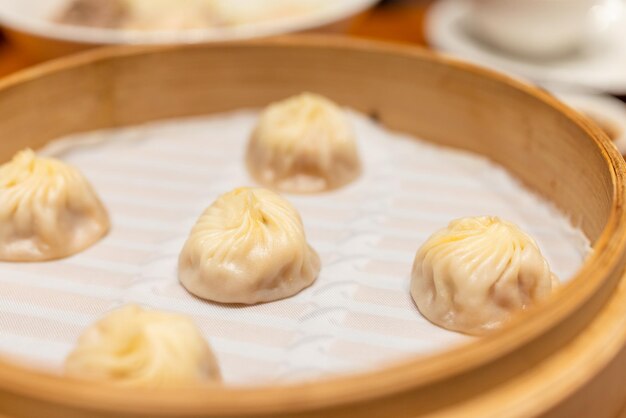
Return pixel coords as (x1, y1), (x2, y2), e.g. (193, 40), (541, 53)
(0, 37), (625, 418)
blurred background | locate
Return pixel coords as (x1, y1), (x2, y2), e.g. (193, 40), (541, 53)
(0, 0), (624, 154)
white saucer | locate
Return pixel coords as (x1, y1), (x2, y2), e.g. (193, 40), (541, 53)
(425, 0), (626, 94)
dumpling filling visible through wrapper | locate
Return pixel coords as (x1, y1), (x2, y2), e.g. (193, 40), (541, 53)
(0, 149), (109, 262)
(411, 216), (559, 335)
(178, 187), (320, 304)
(247, 93), (361, 194)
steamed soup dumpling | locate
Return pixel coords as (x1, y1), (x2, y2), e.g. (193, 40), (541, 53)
(121, 0), (219, 30)
(213, 0), (322, 25)
(65, 305), (221, 387)
(411, 216), (558, 335)
(247, 93), (361, 193)
(178, 187), (320, 304)
(0, 149), (109, 261)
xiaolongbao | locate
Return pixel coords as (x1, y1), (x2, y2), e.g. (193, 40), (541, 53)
(65, 305), (221, 387)
(121, 0), (217, 30)
(0, 149), (109, 261)
(246, 93), (361, 193)
(411, 216), (558, 335)
(178, 187), (320, 304)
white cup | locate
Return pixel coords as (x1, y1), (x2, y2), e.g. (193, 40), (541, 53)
(466, 0), (604, 57)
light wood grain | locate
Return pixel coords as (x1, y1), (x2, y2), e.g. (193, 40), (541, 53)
(0, 37), (625, 418)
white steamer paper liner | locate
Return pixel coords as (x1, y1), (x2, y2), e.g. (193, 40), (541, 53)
(0, 110), (590, 385)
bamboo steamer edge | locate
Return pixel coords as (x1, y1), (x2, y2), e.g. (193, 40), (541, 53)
(0, 36), (624, 418)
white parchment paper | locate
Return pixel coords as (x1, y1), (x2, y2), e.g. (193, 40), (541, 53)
(0, 110), (590, 385)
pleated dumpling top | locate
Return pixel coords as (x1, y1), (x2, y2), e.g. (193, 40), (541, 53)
(0, 149), (109, 261)
(411, 216), (558, 335)
(178, 187), (320, 304)
(247, 93), (361, 193)
(65, 305), (221, 387)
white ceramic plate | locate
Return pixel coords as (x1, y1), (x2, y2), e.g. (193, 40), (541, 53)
(425, 0), (626, 94)
(0, 0), (378, 45)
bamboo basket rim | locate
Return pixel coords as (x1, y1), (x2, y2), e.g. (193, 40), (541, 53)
(0, 36), (624, 416)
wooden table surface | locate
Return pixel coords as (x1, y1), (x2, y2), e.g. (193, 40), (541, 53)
(0, 1), (433, 77)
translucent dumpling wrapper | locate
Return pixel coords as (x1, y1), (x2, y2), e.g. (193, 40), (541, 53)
(120, 0), (220, 30)
(58, 0), (325, 30)
(246, 93), (361, 193)
(411, 216), (558, 335)
(0, 149), (110, 262)
(65, 305), (221, 387)
(178, 187), (320, 304)
(213, 0), (323, 25)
